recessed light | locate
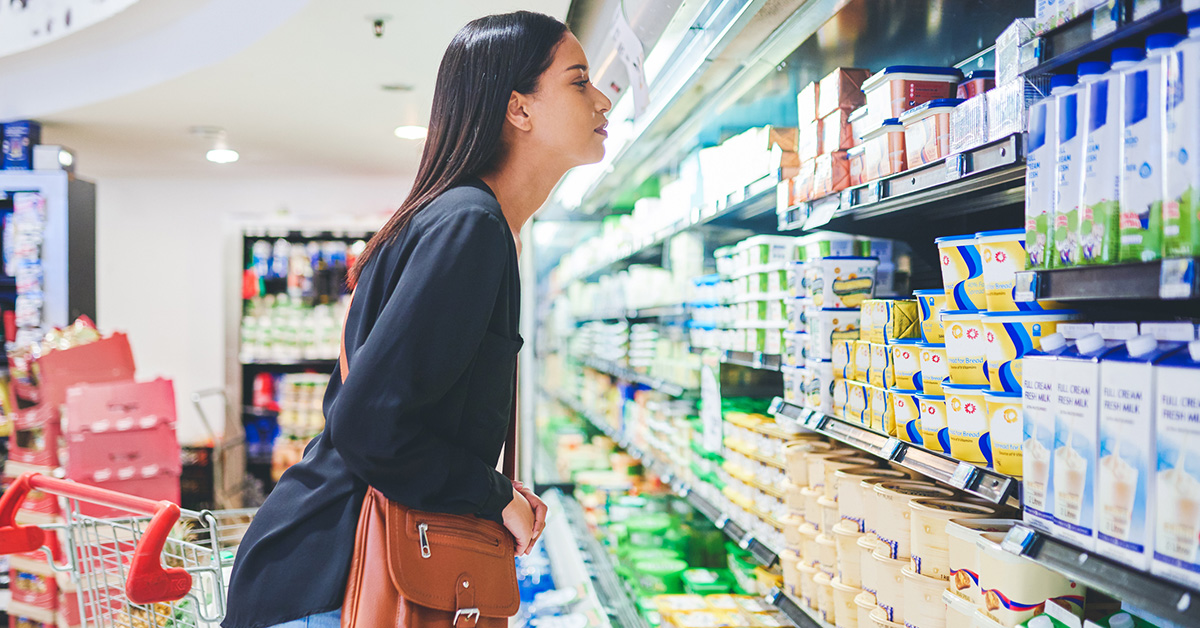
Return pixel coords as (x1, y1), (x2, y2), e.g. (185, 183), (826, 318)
(381, 83), (414, 92)
(394, 125), (427, 140)
(207, 148), (239, 164)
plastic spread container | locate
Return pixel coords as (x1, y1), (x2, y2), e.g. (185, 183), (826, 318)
(862, 66), (963, 129)
(914, 290), (947, 344)
(823, 454), (879, 499)
(957, 70), (996, 100)
(936, 235), (988, 311)
(916, 394), (951, 453)
(798, 562), (822, 610)
(836, 467), (912, 531)
(901, 565), (950, 628)
(942, 588), (976, 628)
(975, 532), (1085, 626)
(817, 532), (839, 576)
(871, 606), (905, 628)
(890, 389), (924, 446)
(872, 481), (956, 559)
(857, 533), (881, 596)
(908, 499), (999, 581)
(980, 311), (1079, 392)
(983, 391), (1024, 477)
(945, 519), (1018, 608)
(814, 570), (837, 624)
(900, 98), (964, 167)
(917, 342), (949, 396)
(855, 118), (909, 185)
(941, 311), (989, 386)
(831, 576), (864, 628)
(871, 547), (910, 624)
(974, 229), (1062, 313)
(942, 382), (992, 465)
(833, 520), (867, 587)
(783, 439), (835, 488)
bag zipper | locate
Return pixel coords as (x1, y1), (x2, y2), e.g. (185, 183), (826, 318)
(416, 520), (501, 559)
(418, 523), (431, 558)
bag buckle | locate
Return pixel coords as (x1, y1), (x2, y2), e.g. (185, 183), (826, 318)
(453, 608), (481, 626)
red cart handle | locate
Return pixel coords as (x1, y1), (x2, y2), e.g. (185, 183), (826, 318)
(0, 473), (193, 605)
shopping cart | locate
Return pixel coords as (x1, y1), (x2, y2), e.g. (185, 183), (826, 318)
(0, 472), (257, 627)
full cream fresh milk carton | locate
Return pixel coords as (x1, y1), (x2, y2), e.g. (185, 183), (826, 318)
(1097, 334), (1183, 569)
(1119, 35), (1185, 263)
(1027, 82), (1067, 269)
(1054, 68), (1102, 267)
(1151, 340), (1200, 589)
(1051, 332), (1113, 549)
(1081, 49), (1144, 265)
(1023, 333), (1071, 533)
(1164, 14), (1200, 258)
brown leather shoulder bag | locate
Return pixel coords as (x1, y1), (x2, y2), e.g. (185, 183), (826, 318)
(338, 293), (521, 628)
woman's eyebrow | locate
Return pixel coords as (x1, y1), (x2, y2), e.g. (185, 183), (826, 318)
(563, 64), (588, 73)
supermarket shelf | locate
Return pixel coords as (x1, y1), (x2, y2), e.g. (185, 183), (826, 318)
(553, 491), (643, 628)
(240, 358), (337, 368)
(769, 588), (834, 628)
(778, 134), (1025, 231)
(540, 386), (781, 567)
(1001, 524), (1200, 627)
(769, 398), (1019, 506)
(1033, 0), (1186, 76)
(583, 357), (694, 398)
(576, 304), (691, 323)
(569, 183), (777, 285)
(721, 351), (782, 371)
(1014, 258), (1200, 301)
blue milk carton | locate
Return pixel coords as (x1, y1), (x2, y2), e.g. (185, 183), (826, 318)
(1050, 332), (1117, 549)
(1096, 334), (1184, 569)
(2, 121), (41, 170)
(1151, 340), (1200, 589)
(1022, 332), (1071, 533)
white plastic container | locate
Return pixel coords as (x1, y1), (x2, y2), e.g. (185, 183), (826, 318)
(1080, 48), (1144, 265)
(858, 533), (881, 596)
(861, 478), (932, 540)
(1151, 340), (1200, 589)
(814, 308), (864, 360)
(801, 521), (822, 566)
(975, 532), (1085, 627)
(945, 519), (1018, 607)
(942, 589), (975, 628)
(835, 467), (913, 532)
(1164, 15), (1200, 258)
(799, 562), (821, 610)
(861, 66), (963, 130)
(902, 566), (950, 628)
(983, 391), (1024, 478)
(784, 439), (836, 488)
(833, 520), (867, 588)
(811, 256), (880, 308)
(823, 454), (880, 500)
(820, 495), (843, 532)
(872, 481), (956, 559)
(1119, 35), (1186, 263)
(871, 607), (904, 628)
(940, 311), (989, 386)
(872, 547), (910, 624)
(908, 499), (998, 581)
(818, 532), (839, 576)
(816, 571), (838, 624)
(856, 591), (879, 628)
(832, 577), (864, 628)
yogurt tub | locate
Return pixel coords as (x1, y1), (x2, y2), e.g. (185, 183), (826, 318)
(890, 339), (925, 391)
(975, 229), (1062, 312)
(872, 481), (956, 559)
(862, 66), (963, 129)
(940, 311), (989, 386)
(798, 562), (821, 610)
(831, 577), (864, 628)
(833, 521), (866, 588)
(908, 499), (999, 580)
(803, 487), (825, 530)
(785, 439), (836, 490)
(836, 467), (912, 531)
(916, 394), (951, 454)
(945, 519), (1018, 607)
(861, 478), (934, 538)
(815, 571), (838, 624)
(891, 389), (924, 446)
(901, 565), (950, 628)
(857, 534), (881, 596)
(812, 257), (880, 309)
(854, 340), (872, 381)
(807, 449), (855, 492)
(871, 547), (910, 624)
(819, 495), (843, 532)
(783, 513), (805, 548)
(785, 483), (806, 517)
(855, 591), (879, 628)
(833, 378), (850, 420)
(970, 610), (1006, 628)
(935, 235), (987, 311)
(918, 343), (950, 396)
(781, 549), (802, 598)
(942, 589), (976, 628)
(900, 98), (964, 167)
(914, 290), (948, 344)
(823, 454), (880, 499)
(870, 606), (905, 628)
(975, 532), (1085, 627)
(980, 311), (1079, 392)
(800, 522), (822, 566)
(982, 391), (1024, 478)
(942, 383), (992, 465)
(817, 532), (839, 576)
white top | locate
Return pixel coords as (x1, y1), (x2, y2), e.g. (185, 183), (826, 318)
(1126, 333), (1158, 358)
(1040, 332), (1067, 353)
(1077, 332), (1106, 355)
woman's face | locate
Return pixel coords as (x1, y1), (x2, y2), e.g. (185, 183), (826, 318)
(525, 32), (612, 168)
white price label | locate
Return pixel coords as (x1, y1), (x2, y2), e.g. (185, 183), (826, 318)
(769, 397), (785, 416)
(881, 438), (905, 460)
(945, 153), (964, 181)
(1000, 526), (1036, 555)
(1014, 271), (1038, 302)
(1160, 258), (1195, 300)
(739, 535), (754, 550)
(949, 462), (977, 490)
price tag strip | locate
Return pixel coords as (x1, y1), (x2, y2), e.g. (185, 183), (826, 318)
(1160, 258), (1196, 300)
(881, 438), (905, 461)
(949, 461), (978, 490)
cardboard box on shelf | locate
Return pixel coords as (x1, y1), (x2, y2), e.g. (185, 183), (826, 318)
(818, 68), (871, 119)
(798, 81), (820, 125)
(799, 119), (822, 162)
(812, 152), (850, 199)
(821, 109), (857, 154)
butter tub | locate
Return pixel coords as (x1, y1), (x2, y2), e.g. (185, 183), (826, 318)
(810, 257), (880, 308)
(861, 299), (921, 344)
(914, 289), (947, 344)
(975, 229), (1062, 312)
(836, 467), (913, 532)
(982, 391), (1023, 478)
(942, 382), (992, 465)
(909, 499), (999, 581)
(980, 311), (1078, 392)
(918, 343), (949, 396)
(889, 339), (924, 391)
(916, 393), (950, 454)
(935, 234), (987, 311)
(868, 342), (893, 388)
(890, 388), (924, 446)
(868, 384), (894, 436)
(945, 519), (1018, 608)
(854, 340), (872, 382)
(814, 308), (864, 360)
(833, 339), (856, 379)
(940, 311), (989, 386)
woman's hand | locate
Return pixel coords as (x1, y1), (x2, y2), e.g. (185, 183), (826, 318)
(513, 480), (548, 546)
(502, 486), (536, 555)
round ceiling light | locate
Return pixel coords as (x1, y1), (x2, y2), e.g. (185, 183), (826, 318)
(394, 125), (428, 140)
(206, 148), (240, 164)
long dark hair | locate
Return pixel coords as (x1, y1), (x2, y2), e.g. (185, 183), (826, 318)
(349, 11), (568, 286)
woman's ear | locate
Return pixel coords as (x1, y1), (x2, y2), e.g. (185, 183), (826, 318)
(506, 91), (534, 132)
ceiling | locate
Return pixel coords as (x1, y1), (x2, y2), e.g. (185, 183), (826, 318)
(19, 0), (570, 179)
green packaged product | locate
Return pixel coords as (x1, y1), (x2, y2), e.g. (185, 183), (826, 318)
(631, 558), (689, 595)
(626, 514), (673, 547)
(681, 568), (733, 595)
(1164, 187), (1200, 257)
(1097, 611), (1159, 628)
(1080, 199), (1121, 264)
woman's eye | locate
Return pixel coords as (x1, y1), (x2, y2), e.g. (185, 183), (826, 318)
(575, 79), (590, 88)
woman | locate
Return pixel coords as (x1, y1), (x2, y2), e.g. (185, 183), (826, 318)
(223, 11), (610, 628)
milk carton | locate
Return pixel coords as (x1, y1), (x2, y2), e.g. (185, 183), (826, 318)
(1097, 334), (1183, 569)
(1081, 49), (1144, 265)
(1164, 14), (1200, 258)
(1055, 65), (1107, 267)
(1141, 321), (1198, 342)
(1051, 333), (1113, 549)
(1094, 321), (1140, 343)
(1151, 340), (1200, 589)
(1059, 323), (1096, 340)
(1023, 333), (1071, 533)
(1120, 35), (1186, 263)
(1036, 0), (1059, 34)
(1028, 78), (1076, 268)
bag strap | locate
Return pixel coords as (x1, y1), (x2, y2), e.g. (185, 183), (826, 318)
(339, 290), (518, 482)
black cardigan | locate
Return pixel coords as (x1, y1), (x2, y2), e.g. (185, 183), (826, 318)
(223, 179), (521, 628)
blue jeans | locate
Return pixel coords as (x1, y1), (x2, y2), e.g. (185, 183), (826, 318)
(266, 609), (341, 628)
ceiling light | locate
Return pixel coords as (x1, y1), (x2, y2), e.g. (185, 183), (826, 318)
(394, 125), (427, 140)
(206, 148), (239, 164)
